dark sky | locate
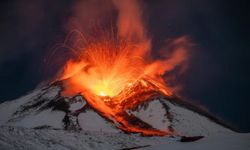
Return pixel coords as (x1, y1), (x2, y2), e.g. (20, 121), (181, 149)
(0, 0), (249, 132)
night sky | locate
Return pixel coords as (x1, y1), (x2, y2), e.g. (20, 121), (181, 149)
(0, 0), (249, 132)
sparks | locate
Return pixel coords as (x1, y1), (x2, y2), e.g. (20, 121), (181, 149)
(55, 0), (190, 136)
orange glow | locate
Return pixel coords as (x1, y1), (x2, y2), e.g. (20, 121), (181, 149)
(60, 37), (188, 98)
(56, 0), (190, 136)
(59, 35), (189, 136)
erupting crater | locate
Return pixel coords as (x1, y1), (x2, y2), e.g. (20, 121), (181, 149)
(55, 0), (190, 136)
(56, 35), (189, 136)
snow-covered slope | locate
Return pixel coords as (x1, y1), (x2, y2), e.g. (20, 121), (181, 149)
(144, 133), (250, 150)
(130, 100), (172, 132)
(0, 126), (249, 150)
(0, 86), (65, 129)
(0, 126), (157, 150)
(78, 109), (119, 133)
(131, 99), (232, 136)
(1, 83), (248, 150)
(0, 83), (233, 135)
(0, 84), (119, 133)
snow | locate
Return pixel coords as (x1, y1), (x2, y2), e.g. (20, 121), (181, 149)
(0, 126), (249, 150)
(78, 110), (119, 133)
(41, 86), (61, 99)
(7, 109), (65, 129)
(162, 100), (232, 136)
(144, 133), (250, 150)
(69, 101), (86, 112)
(131, 99), (232, 136)
(130, 100), (171, 131)
(0, 84), (249, 150)
(0, 126), (168, 150)
(0, 86), (63, 129)
(0, 88), (43, 125)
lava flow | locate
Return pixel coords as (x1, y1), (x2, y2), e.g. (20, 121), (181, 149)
(56, 0), (190, 136)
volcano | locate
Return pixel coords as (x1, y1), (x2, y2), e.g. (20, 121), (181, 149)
(0, 81), (234, 136)
(1, 81), (249, 150)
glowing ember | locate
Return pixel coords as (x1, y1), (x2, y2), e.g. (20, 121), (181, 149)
(99, 91), (107, 97)
(56, 0), (190, 136)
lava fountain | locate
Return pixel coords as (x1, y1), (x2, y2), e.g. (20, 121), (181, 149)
(55, 0), (190, 136)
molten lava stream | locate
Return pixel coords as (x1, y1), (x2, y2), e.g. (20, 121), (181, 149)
(114, 113), (170, 136)
(75, 87), (171, 136)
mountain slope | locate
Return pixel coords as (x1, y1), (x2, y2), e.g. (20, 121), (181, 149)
(0, 126), (249, 150)
(0, 83), (233, 136)
(131, 99), (232, 136)
(0, 83), (249, 150)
